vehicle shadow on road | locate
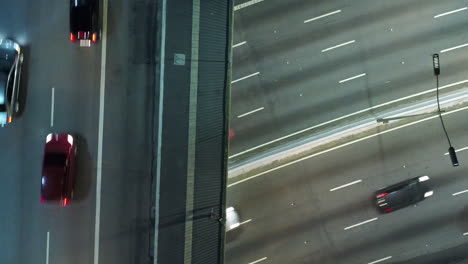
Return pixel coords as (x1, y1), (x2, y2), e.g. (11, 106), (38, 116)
(73, 134), (92, 201)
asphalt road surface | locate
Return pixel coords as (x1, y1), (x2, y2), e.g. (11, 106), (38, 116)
(226, 104), (468, 264)
(227, 0), (468, 263)
(0, 0), (155, 263)
(229, 0), (468, 157)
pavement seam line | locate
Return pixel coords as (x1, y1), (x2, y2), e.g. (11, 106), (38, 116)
(184, 0), (200, 262)
(94, 0), (109, 262)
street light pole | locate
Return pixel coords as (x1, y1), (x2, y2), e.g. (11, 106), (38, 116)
(433, 54), (459, 166)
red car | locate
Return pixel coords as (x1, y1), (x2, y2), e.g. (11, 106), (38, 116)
(41, 133), (77, 206)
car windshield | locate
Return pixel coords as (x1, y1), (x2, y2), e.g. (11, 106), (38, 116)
(44, 153), (67, 167)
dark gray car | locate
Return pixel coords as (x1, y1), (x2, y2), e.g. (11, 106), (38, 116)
(0, 39), (23, 125)
(375, 176), (433, 213)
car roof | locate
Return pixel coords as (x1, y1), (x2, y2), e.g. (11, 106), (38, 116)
(42, 154), (67, 200)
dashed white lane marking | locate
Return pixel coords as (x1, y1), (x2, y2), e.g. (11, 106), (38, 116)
(344, 217), (378, 230)
(50, 87), (55, 127)
(240, 219), (252, 225)
(453, 190), (468, 196)
(441, 42), (468, 53)
(234, 0), (264, 11)
(434, 7), (467, 18)
(304, 10), (341, 23)
(463, 232), (468, 236)
(238, 107), (264, 118)
(330, 180), (362, 192)
(444, 145), (468, 155)
(322, 40), (355, 52)
(339, 73), (366, 83)
(46, 231), (50, 264)
(233, 41), (247, 48)
(232, 72), (260, 84)
(248, 257), (267, 264)
(368, 256), (392, 264)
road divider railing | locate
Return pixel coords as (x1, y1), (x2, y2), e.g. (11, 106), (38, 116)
(228, 86), (468, 187)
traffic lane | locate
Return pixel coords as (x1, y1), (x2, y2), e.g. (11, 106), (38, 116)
(230, 0), (467, 114)
(229, 37), (468, 156)
(233, 0), (452, 71)
(97, 0), (155, 263)
(227, 108), (468, 262)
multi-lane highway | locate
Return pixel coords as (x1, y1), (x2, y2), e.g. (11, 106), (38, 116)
(229, 0), (468, 157)
(227, 103), (468, 264)
(228, 0), (468, 263)
(0, 1), (155, 263)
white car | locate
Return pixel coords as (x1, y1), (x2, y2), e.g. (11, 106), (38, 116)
(226, 207), (240, 231)
(0, 39), (23, 125)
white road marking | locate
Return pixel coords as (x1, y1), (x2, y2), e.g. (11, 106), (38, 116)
(329, 179), (362, 192)
(234, 0), (264, 11)
(368, 256), (392, 264)
(321, 40), (355, 52)
(94, 0), (109, 263)
(344, 217), (378, 230)
(453, 190), (468, 196)
(240, 219), (252, 225)
(229, 79), (468, 159)
(50, 87), (55, 127)
(46, 231), (50, 264)
(441, 42), (468, 53)
(228, 105), (468, 187)
(154, 0), (167, 262)
(434, 7), (467, 18)
(444, 145), (468, 155)
(464, 232), (468, 236)
(339, 73), (366, 83)
(248, 257), (267, 264)
(233, 41), (247, 48)
(231, 72), (260, 84)
(238, 107), (264, 118)
(304, 10), (341, 23)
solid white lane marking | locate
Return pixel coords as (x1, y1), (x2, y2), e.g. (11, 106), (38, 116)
(368, 256), (392, 264)
(228, 105), (468, 187)
(234, 0), (264, 11)
(464, 232), (468, 236)
(248, 257), (267, 264)
(94, 0), (109, 263)
(321, 40), (355, 52)
(232, 72), (260, 84)
(229, 79), (468, 159)
(240, 219), (252, 225)
(339, 73), (366, 83)
(154, 0), (167, 262)
(46, 231), (50, 264)
(434, 7), (467, 18)
(50, 87), (55, 127)
(344, 217), (378, 230)
(441, 42), (468, 53)
(304, 10), (341, 23)
(238, 107), (264, 118)
(453, 190), (468, 196)
(233, 41), (247, 48)
(444, 145), (468, 155)
(329, 180), (362, 192)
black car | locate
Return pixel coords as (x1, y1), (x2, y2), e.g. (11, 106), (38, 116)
(0, 39), (23, 125)
(375, 176), (433, 213)
(70, 0), (99, 47)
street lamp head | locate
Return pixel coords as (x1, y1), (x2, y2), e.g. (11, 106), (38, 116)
(448, 146), (459, 167)
(433, 54), (440, 76)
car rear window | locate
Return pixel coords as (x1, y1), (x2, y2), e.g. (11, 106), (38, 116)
(70, 6), (92, 32)
(44, 153), (67, 167)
